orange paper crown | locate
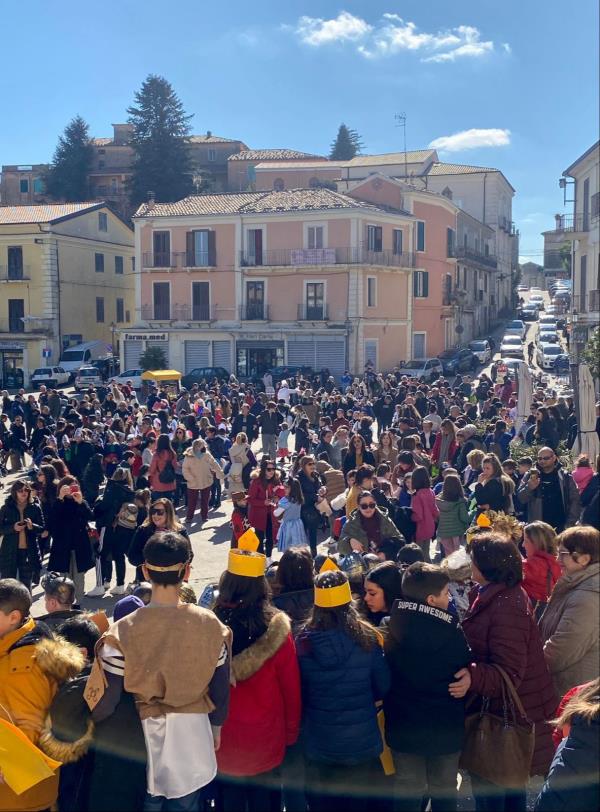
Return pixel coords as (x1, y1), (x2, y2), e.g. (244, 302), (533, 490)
(227, 528), (266, 578)
(314, 558), (352, 608)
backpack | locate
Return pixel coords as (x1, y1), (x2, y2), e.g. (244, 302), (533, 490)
(158, 457), (176, 484)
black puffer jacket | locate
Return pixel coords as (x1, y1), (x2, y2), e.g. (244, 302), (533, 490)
(93, 479), (135, 530)
(273, 589), (314, 635)
(0, 496), (44, 574)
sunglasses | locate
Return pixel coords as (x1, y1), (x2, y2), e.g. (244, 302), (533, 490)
(537, 456), (553, 461)
(151, 508), (166, 516)
(557, 549), (574, 558)
(266, 467), (276, 472)
(359, 502), (377, 510)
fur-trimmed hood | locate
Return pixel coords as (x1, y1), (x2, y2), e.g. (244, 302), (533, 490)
(232, 611), (290, 682)
(34, 635), (86, 683)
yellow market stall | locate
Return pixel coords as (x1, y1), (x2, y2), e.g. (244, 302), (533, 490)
(140, 369), (182, 400)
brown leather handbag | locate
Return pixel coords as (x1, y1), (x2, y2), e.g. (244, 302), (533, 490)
(459, 664), (535, 788)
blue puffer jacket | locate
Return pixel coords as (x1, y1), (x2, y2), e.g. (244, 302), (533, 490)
(534, 715), (600, 811)
(296, 628), (390, 765)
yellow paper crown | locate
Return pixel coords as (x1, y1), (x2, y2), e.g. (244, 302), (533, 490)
(314, 558), (352, 608)
(227, 528), (266, 578)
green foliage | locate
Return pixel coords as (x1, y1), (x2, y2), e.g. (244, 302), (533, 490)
(138, 346), (167, 371)
(559, 242), (572, 273)
(509, 439), (573, 470)
(127, 75), (194, 207)
(329, 123), (364, 160)
(583, 326), (600, 380)
(44, 116), (93, 201)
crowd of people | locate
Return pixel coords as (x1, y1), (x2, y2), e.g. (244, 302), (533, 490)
(0, 360), (598, 812)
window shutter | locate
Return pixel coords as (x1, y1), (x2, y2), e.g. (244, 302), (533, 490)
(208, 231), (216, 267)
(186, 232), (194, 265)
(423, 272), (429, 297)
(375, 226), (383, 252)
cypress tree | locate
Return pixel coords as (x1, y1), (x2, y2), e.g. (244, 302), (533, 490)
(127, 75), (194, 206)
(329, 123), (364, 160)
(44, 116), (93, 201)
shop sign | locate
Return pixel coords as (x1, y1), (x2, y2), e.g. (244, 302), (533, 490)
(123, 333), (168, 342)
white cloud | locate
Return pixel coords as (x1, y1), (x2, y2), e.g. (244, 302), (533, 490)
(502, 43), (512, 54)
(290, 11), (505, 63)
(295, 11), (372, 46)
(429, 128), (511, 152)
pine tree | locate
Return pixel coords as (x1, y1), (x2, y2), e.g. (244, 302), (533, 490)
(139, 345), (167, 371)
(127, 75), (194, 207)
(44, 116), (93, 201)
(329, 123), (364, 160)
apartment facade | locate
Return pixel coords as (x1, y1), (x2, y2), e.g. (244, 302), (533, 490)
(0, 203), (134, 387)
(123, 188), (421, 378)
(551, 142), (600, 347)
(453, 210), (498, 342)
(254, 150), (516, 328)
(0, 164), (51, 206)
(227, 149), (328, 192)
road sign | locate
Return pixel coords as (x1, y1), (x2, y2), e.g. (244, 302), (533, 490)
(42, 348), (51, 358)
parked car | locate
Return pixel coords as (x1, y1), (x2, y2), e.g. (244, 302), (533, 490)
(266, 365), (317, 383)
(399, 357), (443, 382)
(505, 319), (527, 340)
(499, 335), (524, 358)
(59, 340), (111, 379)
(108, 369), (144, 389)
(520, 306), (538, 322)
(517, 283), (528, 292)
(538, 331), (559, 345)
(468, 340), (492, 365)
(181, 367), (230, 389)
(529, 294), (545, 310)
(539, 314), (558, 327)
(30, 366), (70, 389)
(537, 344), (563, 370)
(437, 347), (476, 375)
(74, 366), (104, 391)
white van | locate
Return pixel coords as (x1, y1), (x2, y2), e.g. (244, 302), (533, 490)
(59, 340), (111, 378)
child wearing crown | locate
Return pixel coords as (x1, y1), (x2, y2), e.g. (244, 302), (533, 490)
(84, 532), (231, 810)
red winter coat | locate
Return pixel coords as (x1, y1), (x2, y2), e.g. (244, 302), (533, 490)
(431, 433), (457, 466)
(462, 583), (559, 777)
(247, 475), (280, 532)
(217, 612), (301, 777)
(522, 550), (562, 604)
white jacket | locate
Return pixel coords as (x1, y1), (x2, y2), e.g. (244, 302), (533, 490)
(182, 448), (224, 490)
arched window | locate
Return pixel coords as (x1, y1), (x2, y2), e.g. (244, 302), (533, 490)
(273, 178), (284, 191)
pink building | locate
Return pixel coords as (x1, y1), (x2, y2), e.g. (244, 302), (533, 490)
(124, 187), (420, 378)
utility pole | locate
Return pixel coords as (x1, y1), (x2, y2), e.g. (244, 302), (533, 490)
(395, 113), (408, 178)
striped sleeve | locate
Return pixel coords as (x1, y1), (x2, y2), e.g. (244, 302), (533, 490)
(100, 641), (125, 677)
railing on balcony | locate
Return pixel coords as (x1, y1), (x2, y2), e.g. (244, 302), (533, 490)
(552, 214), (590, 233)
(142, 252), (185, 269)
(297, 303), (329, 321)
(141, 303), (211, 321)
(0, 265), (31, 281)
(452, 246), (498, 269)
(239, 304), (270, 321)
(572, 290), (600, 314)
(0, 318), (51, 334)
(239, 247), (416, 268)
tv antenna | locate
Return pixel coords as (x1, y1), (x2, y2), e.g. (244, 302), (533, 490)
(395, 113), (408, 178)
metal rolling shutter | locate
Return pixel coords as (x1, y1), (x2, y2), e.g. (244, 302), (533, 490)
(212, 340), (231, 372)
(124, 341), (143, 370)
(287, 340), (316, 367)
(147, 341), (169, 367)
(184, 340), (210, 373)
(315, 339), (346, 379)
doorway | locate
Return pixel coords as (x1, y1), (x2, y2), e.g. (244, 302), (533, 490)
(236, 345), (283, 379)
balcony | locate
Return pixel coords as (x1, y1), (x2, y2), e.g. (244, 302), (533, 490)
(297, 303), (329, 321)
(239, 304), (270, 321)
(0, 318), (51, 335)
(142, 252), (185, 269)
(551, 214), (590, 234)
(0, 265), (31, 282)
(572, 290), (600, 314)
(140, 303), (213, 322)
(239, 247), (416, 269)
(452, 246), (497, 270)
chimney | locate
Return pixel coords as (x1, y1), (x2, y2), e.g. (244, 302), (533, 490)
(206, 130), (212, 138)
(113, 123), (134, 145)
(147, 191), (156, 211)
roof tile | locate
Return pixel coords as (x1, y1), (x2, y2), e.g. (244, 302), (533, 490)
(0, 202), (105, 225)
(134, 188), (386, 218)
(228, 149), (325, 162)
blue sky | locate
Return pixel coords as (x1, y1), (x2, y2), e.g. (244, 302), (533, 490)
(1, 0), (597, 260)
